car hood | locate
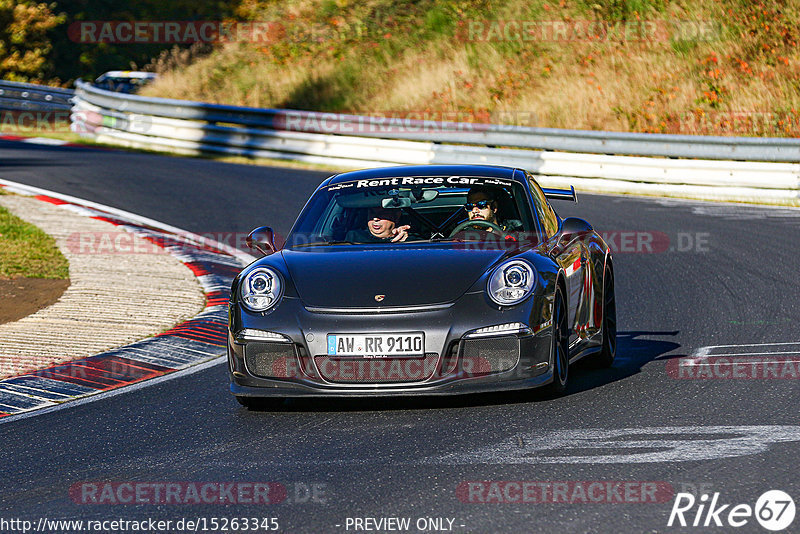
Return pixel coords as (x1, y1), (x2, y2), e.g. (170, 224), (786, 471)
(281, 245), (511, 308)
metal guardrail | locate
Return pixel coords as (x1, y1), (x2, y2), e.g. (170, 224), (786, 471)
(72, 80), (800, 163)
(0, 80), (74, 112)
(71, 79), (800, 204)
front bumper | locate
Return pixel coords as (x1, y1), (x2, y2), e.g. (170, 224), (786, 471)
(228, 291), (554, 397)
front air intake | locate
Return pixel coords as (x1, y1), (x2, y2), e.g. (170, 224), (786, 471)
(245, 342), (299, 379)
(459, 335), (520, 375)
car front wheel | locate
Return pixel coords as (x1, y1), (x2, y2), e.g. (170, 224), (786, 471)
(544, 285), (569, 396)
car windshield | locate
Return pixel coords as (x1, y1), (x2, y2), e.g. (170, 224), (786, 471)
(285, 175), (538, 248)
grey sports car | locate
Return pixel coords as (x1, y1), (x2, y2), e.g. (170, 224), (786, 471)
(228, 164), (615, 405)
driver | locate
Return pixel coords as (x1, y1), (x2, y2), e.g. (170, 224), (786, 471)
(346, 207), (411, 243)
(463, 187), (508, 233)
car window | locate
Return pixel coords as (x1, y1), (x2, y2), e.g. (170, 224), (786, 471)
(527, 174), (559, 239)
(286, 175), (538, 247)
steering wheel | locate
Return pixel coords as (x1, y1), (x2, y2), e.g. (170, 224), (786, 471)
(448, 219), (507, 238)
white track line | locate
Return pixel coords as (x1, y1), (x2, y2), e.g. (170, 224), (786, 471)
(0, 357), (224, 425)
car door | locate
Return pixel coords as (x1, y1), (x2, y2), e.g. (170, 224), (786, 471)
(527, 176), (587, 347)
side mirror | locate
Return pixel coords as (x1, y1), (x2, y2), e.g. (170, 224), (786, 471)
(558, 217), (593, 244)
(246, 226), (278, 256)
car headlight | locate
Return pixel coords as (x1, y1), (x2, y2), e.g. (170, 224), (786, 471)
(487, 259), (536, 306)
(240, 267), (284, 312)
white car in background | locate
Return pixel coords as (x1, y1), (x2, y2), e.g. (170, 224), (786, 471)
(93, 71), (157, 93)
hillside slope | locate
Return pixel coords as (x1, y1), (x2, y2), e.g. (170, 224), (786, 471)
(141, 0), (800, 136)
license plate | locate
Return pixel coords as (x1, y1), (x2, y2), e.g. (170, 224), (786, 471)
(326, 333), (425, 358)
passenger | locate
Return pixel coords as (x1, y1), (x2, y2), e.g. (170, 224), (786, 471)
(346, 207), (411, 243)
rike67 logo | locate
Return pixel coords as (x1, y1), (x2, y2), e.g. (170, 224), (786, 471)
(668, 490), (795, 531)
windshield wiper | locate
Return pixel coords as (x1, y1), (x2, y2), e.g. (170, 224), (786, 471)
(292, 240), (354, 248)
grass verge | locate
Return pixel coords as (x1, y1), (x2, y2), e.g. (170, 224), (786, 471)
(0, 203), (69, 279)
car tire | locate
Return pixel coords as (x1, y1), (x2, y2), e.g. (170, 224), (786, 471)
(594, 266), (617, 368)
(544, 285), (569, 396)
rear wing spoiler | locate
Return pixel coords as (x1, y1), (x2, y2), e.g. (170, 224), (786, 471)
(542, 186), (577, 203)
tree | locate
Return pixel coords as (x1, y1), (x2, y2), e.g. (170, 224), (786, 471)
(0, 0), (65, 82)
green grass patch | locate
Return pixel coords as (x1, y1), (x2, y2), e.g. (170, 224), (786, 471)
(0, 205), (69, 279)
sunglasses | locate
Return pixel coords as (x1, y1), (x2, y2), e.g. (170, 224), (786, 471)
(464, 200), (493, 211)
(368, 208), (400, 222)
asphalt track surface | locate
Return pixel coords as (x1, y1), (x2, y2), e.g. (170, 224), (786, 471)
(1, 140), (799, 533)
